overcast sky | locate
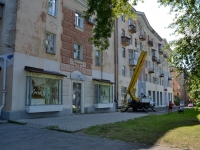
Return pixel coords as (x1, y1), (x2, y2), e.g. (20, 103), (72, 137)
(133, 0), (176, 42)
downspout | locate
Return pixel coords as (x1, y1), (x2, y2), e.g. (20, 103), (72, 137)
(0, 56), (6, 115)
(114, 19), (119, 107)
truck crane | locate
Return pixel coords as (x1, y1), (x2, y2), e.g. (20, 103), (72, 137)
(121, 51), (156, 113)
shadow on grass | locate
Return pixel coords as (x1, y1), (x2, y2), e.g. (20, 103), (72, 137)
(82, 108), (200, 150)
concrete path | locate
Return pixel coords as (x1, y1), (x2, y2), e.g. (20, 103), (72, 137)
(16, 107), (174, 132)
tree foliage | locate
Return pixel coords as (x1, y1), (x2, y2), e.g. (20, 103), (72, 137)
(84, 0), (137, 51)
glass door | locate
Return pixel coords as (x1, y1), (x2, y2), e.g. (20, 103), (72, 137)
(72, 83), (81, 114)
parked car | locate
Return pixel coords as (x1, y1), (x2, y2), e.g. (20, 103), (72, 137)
(188, 103), (193, 107)
(180, 101), (185, 107)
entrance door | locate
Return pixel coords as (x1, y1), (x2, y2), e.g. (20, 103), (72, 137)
(72, 82), (81, 114)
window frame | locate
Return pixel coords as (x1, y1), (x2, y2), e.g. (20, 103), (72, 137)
(122, 66), (126, 76)
(74, 43), (83, 60)
(95, 51), (101, 66)
(46, 32), (56, 54)
(48, 0), (57, 16)
(122, 47), (126, 58)
(75, 12), (84, 29)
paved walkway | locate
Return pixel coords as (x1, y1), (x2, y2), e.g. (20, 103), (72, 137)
(16, 107), (173, 132)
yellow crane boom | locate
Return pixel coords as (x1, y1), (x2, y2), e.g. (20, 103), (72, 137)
(122, 51), (147, 108)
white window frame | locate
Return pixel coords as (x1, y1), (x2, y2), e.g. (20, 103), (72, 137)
(95, 51), (101, 66)
(48, 0), (57, 16)
(74, 43), (83, 60)
(46, 32), (56, 54)
(75, 12), (84, 29)
(122, 66), (126, 76)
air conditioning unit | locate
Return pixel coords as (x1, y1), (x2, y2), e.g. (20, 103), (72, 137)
(87, 18), (94, 25)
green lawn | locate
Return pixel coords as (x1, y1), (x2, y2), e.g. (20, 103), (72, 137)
(81, 108), (200, 150)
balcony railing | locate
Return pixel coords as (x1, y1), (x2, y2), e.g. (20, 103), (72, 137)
(128, 25), (136, 33)
(148, 68), (154, 73)
(148, 40), (153, 47)
(152, 56), (157, 62)
(129, 58), (137, 67)
(139, 34), (146, 41)
(159, 72), (164, 78)
(121, 36), (130, 46)
(157, 59), (161, 64)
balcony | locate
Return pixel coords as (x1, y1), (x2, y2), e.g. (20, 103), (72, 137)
(129, 58), (137, 67)
(168, 77), (172, 80)
(163, 53), (168, 58)
(148, 40), (153, 47)
(152, 47), (157, 51)
(128, 25), (136, 33)
(157, 59), (161, 64)
(148, 68), (154, 73)
(152, 56), (157, 62)
(139, 34), (146, 41)
(170, 68), (174, 72)
(159, 73), (164, 78)
(121, 36), (130, 46)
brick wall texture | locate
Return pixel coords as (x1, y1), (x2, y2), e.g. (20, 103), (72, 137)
(60, 6), (93, 76)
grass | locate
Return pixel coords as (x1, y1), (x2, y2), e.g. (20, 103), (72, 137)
(45, 125), (74, 133)
(7, 120), (27, 125)
(81, 108), (200, 150)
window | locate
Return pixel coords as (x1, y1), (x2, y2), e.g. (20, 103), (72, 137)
(130, 68), (133, 77)
(26, 76), (62, 106)
(121, 87), (127, 101)
(75, 12), (84, 28)
(145, 74), (147, 81)
(128, 18), (132, 25)
(122, 66), (126, 76)
(135, 38), (137, 47)
(94, 84), (113, 104)
(46, 33), (56, 54)
(148, 48), (151, 56)
(122, 47), (125, 57)
(121, 15), (125, 22)
(177, 85), (180, 89)
(48, 0), (56, 16)
(149, 75), (151, 82)
(95, 51), (101, 66)
(130, 35), (132, 44)
(122, 29), (125, 36)
(74, 44), (83, 60)
(129, 50), (133, 59)
(140, 42), (143, 50)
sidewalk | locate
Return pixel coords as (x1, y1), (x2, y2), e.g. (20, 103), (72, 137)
(15, 106), (174, 132)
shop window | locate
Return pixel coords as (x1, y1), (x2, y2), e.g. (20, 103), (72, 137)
(48, 0), (57, 16)
(46, 33), (56, 54)
(94, 84), (113, 104)
(26, 76), (62, 106)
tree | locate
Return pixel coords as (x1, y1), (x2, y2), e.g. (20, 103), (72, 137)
(174, 95), (181, 106)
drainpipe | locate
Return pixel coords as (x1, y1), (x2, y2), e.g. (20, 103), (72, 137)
(0, 56), (6, 115)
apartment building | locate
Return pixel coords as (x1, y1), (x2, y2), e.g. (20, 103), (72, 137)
(115, 10), (174, 107)
(0, 0), (115, 120)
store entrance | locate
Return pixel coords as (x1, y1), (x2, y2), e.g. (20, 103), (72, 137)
(72, 82), (81, 114)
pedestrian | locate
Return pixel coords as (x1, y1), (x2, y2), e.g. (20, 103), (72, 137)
(169, 101), (173, 114)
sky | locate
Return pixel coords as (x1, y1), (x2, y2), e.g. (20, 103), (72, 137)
(133, 0), (176, 42)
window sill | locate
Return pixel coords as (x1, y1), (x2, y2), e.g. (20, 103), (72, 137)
(74, 59), (84, 64)
(75, 25), (84, 32)
(26, 105), (63, 113)
(48, 13), (57, 18)
(94, 103), (113, 108)
(46, 51), (56, 55)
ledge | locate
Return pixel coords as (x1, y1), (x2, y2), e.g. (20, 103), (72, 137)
(94, 103), (113, 108)
(26, 105), (63, 113)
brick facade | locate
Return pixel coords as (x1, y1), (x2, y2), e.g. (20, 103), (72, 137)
(60, 6), (93, 76)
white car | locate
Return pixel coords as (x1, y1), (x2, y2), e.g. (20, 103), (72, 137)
(188, 103), (193, 107)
